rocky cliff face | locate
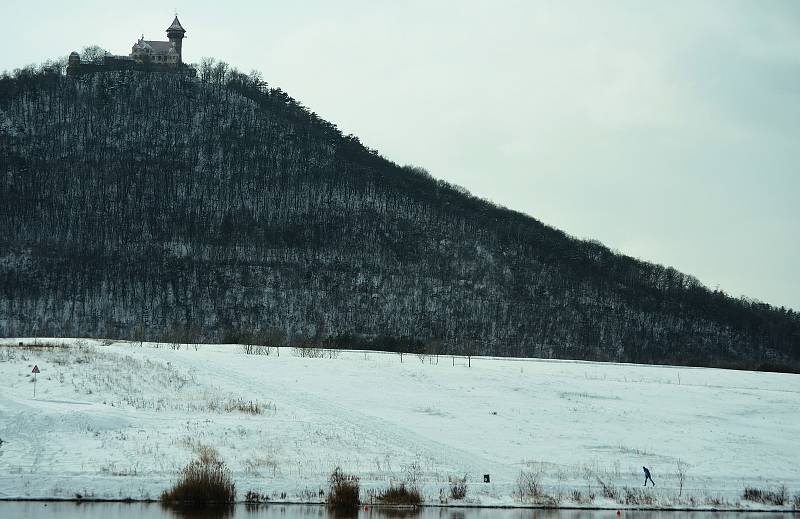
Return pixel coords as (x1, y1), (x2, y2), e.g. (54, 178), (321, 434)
(1, 69), (797, 370)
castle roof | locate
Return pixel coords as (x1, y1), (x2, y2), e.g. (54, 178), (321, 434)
(133, 40), (176, 54)
(167, 16), (186, 33)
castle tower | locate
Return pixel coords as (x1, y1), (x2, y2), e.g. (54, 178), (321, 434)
(67, 51), (81, 76)
(166, 16), (186, 64)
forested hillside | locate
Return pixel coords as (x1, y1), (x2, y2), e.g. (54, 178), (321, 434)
(1, 65), (798, 370)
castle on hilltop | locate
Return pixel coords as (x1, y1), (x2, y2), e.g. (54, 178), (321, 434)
(67, 16), (192, 76)
(131, 16), (186, 65)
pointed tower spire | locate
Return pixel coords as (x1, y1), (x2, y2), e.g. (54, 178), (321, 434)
(167, 16), (185, 34)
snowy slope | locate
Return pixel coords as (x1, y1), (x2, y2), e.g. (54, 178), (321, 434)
(0, 339), (797, 509)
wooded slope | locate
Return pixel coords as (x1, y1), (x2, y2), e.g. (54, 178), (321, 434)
(1, 69), (797, 370)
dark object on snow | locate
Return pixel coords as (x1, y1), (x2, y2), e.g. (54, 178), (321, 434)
(643, 466), (655, 487)
(484, 474), (490, 483)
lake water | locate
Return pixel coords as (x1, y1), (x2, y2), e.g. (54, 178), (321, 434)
(0, 503), (793, 519)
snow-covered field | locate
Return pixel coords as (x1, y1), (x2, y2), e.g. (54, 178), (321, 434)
(0, 338), (798, 509)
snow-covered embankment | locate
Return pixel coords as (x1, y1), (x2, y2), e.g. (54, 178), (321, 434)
(0, 339), (797, 509)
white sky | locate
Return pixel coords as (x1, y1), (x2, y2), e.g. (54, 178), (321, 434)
(2, 0), (799, 310)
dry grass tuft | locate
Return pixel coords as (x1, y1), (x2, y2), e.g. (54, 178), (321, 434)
(570, 489), (595, 504)
(244, 490), (269, 504)
(195, 444), (220, 465)
(596, 477), (619, 500)
(743, 486), (787, 506)
(223, 398), (264, 414)
(327, 467), (360, 511)
(623, 487), (654, 505)
(161, 458), (236, 505)
(377, 483), (422, 506)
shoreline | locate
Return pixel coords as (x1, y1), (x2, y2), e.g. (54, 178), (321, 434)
(0, 497), (796, 513)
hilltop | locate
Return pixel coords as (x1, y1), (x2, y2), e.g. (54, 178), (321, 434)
(0, 64), (798, 370)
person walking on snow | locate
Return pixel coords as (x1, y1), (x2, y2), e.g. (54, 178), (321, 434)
(643, 466), (655, 487)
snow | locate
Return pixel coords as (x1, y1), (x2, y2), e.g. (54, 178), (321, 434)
(0, 338), (798, 509)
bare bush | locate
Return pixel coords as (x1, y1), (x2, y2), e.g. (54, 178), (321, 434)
(0, 348), (17, 362)
(327, 467), (360, 511)
(240, 344), (272, 355)
(293, 346), (324, 358)
(402, 461), (423, 489)
(596, 477), (619, 500)
(516, 470), (560, 506)
(223, 398), (264, 414)
(623, 487), (654, 505)
(160, 458), (236, 505)
(449, 474), (468, 500)
(376, 483), (422, 505)
(244, 490), (268, 503)
(743, 486), (787, 506)
(571, 489), (595, 504)
(516, 470), (543, 501)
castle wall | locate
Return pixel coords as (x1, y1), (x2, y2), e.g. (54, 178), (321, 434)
(67, 61), (196, 77)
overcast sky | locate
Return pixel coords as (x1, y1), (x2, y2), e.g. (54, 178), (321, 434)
(2, 0), (799, 310)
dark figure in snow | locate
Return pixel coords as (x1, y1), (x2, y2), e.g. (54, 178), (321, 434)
(643, 466), (655, 486)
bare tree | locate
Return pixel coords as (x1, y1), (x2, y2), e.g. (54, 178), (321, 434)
(80, 45), (109, 62)
(676, 460), (688, 497)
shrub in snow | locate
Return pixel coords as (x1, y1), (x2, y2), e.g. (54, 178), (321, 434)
(402, 460), (423, 489)
(742, 486), (787, 506)
(223, 398), (263, 414)
(293, 346), (325, 358)
(571, 489), (595, 504)
(515, 470), (561, 506)
(160, 458), (236, 505)
(596, 477), (619, 500)
(449, 474), (468, 500)
(515, 470), (542, 502)
(244, 490), (268, 504)
(327, 466), (360, 511)
(377, 483), (422, 505)
(623, 487), (654, 505)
